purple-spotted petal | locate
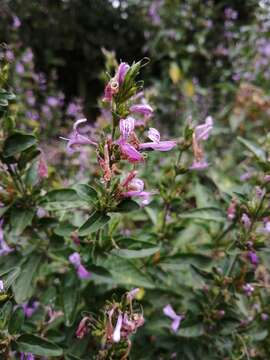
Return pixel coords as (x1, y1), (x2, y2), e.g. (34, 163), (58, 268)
(120, 142), (144, 163)
(119, 117), (135, 140)
(148, 128), (160, 143)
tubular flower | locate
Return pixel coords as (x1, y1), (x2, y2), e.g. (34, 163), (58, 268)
(0, 219), (13, 256)
(0, 280), (4, 292)
(121, 175), (153, 206)
(190, 116), (213, 170)
(69, 252), (91, 280)
(61, 119), (97, 153)
(76, 316), (91, 339)
(139, 128), (177, 152)
(241, 213), (251, 228)
(130, 104), (153, 119)
(103, 62), (130, 102)
(126, 288), (140, 301)
(247, 251), (259, 267)
(22, 301), (39, 318)
(163, 304), (184, 333)
(112, 313), (123, 343)
(118, 118), (144, 163)
(38, 156), (48, 178)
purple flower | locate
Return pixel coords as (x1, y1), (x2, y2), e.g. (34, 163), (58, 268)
(47, 96), (59, 108)
(163, 304), (184, 333)
(112, 313), (123, 343)
(116, 62), (130, 84)
(247, 251), (258, 266)
(122, 177), (153, 206)
(242, 283), (254, 297)
(22, 49), (34, 64)
(22, 301), (39, 318)
(130, 104), (153, 119)
(189, 159), (209, 170)
(0, 219), (13, 256)
(139, 128), (176, 152)
(126, 288), (140, 301)
(69, 252), (91, 280)
(119, 142), (144, 163)
(20, 354), (35, 360)
(5, 50), (15, 62)
(61, 119), (97, 153)
(77, 264), (91, 279)
(119, 117), (135, 140)
(0, 280), (4, 292)
(16, 62), (25, 75)
(261, 313), (269, 321)
(255, 186), (265, 200)
(227, 200), (237, 220)
(12, 15), (21, 29)
(194, 116), (213, 141)
(241, 213), (251, 229)
(190, 116), (213, 170)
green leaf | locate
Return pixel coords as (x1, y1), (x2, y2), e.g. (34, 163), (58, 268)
(74, 184), (98, 203)
(178, 323), (204, 338)
(13, 255), (42, 303)
(100, 255), (155, 288)
(54, 222), (77, 237)
(78, 211), (110, 236)
(111, 246), (160, 259)
(41, 189), (83, 211)
(16, 334), (63, 356)
(237, 136), (267, 162)
(0, 301), (12, 330)
(10, 208), (34, 235)
(62, 286), (79, 327)
(43, 189), (79, 202)
(179, 207), (225, 222)
(114, 199), (140, 212)
(8, 307), (24, 334)
(3, 132), (37, 157)
(2, 267), (21, 290)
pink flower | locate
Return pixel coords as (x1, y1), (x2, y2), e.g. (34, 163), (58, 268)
(112, 313), (123, 343)
(76, 316), (90, 339)
(61, 119), (97, 153)
(69, 252), (91, 280)
(130, 104), (153, 119)
(163, 304), (184, 333)
(227, 199), (237, 220)
(0, 280), (4, 292)
(38, 157), (48, 178)
(139, 128), (177, 152)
